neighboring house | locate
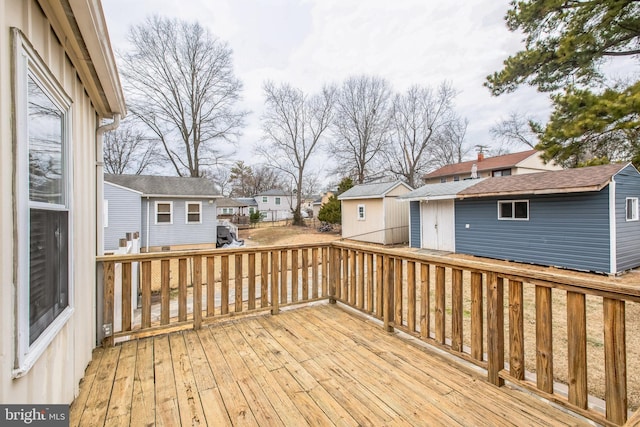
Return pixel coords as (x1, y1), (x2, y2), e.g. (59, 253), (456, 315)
(339, 181), (413, 245)
(313, 190), (336, 218)
(405, 164), (640, 274)
(423, 150), (561, 184)
(1, 0), (125, 404)
(255, 189), (293, 221)
(104, 174), (221, 251)
(217, 197), (247, 216)
(236, 197), (258, 216)
(400, 179), (485, 251)
(104, 180), (142, 251)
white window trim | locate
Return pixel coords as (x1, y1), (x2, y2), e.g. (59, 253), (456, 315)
(275, 197), (281, 205)
(497, 200), (529, 221)
(13, 29), (75, 377)
(185, 201), (202, 224)
(155, 201), (173, 224)
(262, 196), (268, 203)
(357, 204), (366, 221)
(626, 197), (639, 221)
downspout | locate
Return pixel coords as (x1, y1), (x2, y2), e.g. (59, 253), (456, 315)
(146, 197), (150, 252)
(95, 114), (120, 345)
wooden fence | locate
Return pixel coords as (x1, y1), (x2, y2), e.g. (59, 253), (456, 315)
(97, 241), (640, 426)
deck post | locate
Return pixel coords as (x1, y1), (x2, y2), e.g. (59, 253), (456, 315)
(487, 272), (504, 387)
(102, 261), (115, 348)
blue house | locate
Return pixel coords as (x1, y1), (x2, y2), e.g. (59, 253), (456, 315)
(104, 174), (221, 251)
(404, 163), (640, 274)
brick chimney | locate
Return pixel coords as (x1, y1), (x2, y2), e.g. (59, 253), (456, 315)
(477, 152), (484, 162)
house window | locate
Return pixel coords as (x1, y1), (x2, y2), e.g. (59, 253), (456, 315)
(492, 169), (512, 177)
(498, 200), (529, 220)
(186, 202), (201, 224)
(221, 207), (234, 215)
(357, 204), (366, 220)
(262, 196), (268, 203)
(440, 177), (447, 183)
(627, 197), (639, 221)
(249, 207), (256, 214)
(156, 201), (173, 224)
(453, 176), (460, 182)
(275, 197), (281, 205)
(14, 29), (74, 372)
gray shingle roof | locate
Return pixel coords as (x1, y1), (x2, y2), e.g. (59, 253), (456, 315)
(398, 179), (485, 201)
(255, 189), (289, 196)
(236, 197), (258, 206)
(458, 163), (629, 198)
(338, 181), (412, 200)
(423, 150), (540, 179)
(104, 174), (220, 197)
(217, 197), (246, 207)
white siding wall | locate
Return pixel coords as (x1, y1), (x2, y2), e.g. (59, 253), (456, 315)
(1, 0), (98, 404)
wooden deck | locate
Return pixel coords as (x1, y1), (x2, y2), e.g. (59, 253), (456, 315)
(71, 303), (590, 426)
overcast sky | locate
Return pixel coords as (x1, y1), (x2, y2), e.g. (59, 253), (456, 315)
(102, 0), (552, 174)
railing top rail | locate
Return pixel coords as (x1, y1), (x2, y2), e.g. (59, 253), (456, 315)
(331, 240), (640, 302)
(96, 242), (332, 263)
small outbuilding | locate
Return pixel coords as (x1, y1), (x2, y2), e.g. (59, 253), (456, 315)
(338, 181), (413, 245)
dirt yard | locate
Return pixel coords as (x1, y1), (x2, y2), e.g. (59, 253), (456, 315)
(239, 224), (342, 246)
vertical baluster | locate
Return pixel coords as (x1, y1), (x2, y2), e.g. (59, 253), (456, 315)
(261, 252), (269, 308)
(206, 256), (215, 317)
(302, 248), (309, 301)
(221, 255), (229, 315)
(178, 258), (187, 321)
(435, 266), (446, 344)
(470, 272), (483, 361)
(567, 291), (587, 409)
(407, 261), (416, 333)
(487, 272), (504, 387)
(312, 248), (319, 299)
(451, 268), (463, 352)
(161, 260), (170, 325)
(280, 250), (288, 304)
(122, 262), (132, 332)
(235, 254), (243, 313)
(103, 261), (114, 347)
(509, 280), (524, 380)
(376, 254), (384, 318)
(357, 252), (365, 309)
(349, 250), (356, 305)
(604, 298), (627, 425)
(366, 253), (374, 313)
(141, 261), (152, 329)
(291, 249), (299, 302)
(271, 250), (280, 314)
(193, 255), (202, 329)
(420, 263), (430, 340)
(394, 258), (403, 326)
(536, 285), (553, 393)
(248, 253), (256, 310)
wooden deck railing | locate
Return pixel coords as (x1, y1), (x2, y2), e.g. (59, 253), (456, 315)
(97, 241), (640, 426)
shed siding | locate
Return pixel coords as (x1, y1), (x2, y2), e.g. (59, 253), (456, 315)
(142, 198), (218, 248)
(383, 197), (409, 244)
(455, 190), (611, 273)
(104, 183), (141, 251)
(1, 0), (99, 404)
(341, 199), (385, 244)
(409, 201), (421, 248)
(615, 165), (640, 272)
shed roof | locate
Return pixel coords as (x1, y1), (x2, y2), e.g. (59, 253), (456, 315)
(236, 197), (258, 206)
(458, 163), (629, 198)
(399, 179), (485, 201)
(217, 197), (246, 208)
(423, 150), (539, 179)
(104, 174), (220, 198)
(338, 181), (412, 200)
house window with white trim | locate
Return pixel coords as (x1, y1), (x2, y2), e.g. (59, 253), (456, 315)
(262, 196), (268, 203)
(156, 201), (173, 224)
(14, 29), (73, 371)
(186, 201), (201, 224)
(357, 204), (366, 220)
(498, 200), (529, 220)
(627, 197), (639, 221)
(249, 207), (256, 214)
(275, 197), (281, 205)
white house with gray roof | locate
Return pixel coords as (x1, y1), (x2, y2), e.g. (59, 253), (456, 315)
(338, 181), (413, 245)
(104, 174), (221, 251)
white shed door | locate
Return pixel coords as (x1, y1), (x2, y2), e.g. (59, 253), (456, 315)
(421, 200), (455, 251)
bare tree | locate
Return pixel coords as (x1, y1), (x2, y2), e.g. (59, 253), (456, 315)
(329, 75), (392, 184)
(257, 81), (335, 225)
(103, 118), (160, 174)
(386, 82), (458, 187)
(250, 165), (284, 195)
(430, 116), (471, 169)
(208, 166), (232, 197)
(120, 16), (247, 177)
(490, 111), (539, 149)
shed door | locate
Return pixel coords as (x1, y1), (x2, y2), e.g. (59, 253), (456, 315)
(421, 200), (455, 251)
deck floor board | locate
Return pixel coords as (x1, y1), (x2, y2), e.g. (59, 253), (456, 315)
(71, 303), (590, 426)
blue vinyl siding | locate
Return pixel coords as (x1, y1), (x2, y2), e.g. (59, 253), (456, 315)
(142, 198), (218, 248)
(455, 189), (611, 273)
(409, 201), (421, 248)
(615, 165), (640, 272)
(104, 183), (142, 251)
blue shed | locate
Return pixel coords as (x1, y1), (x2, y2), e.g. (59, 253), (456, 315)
(455, 163), (640, 274)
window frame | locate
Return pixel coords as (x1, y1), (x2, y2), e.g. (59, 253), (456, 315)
(275, 197), (281, 205)
(357, 204), (366, 221)
(13, 28), (74, 376)
(262, 196), (268, 203)
(626, 197), (639, 221)
(497, 200), (529, 221)
(155, 201), (173, 224)
(185, 201), (202, 224)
